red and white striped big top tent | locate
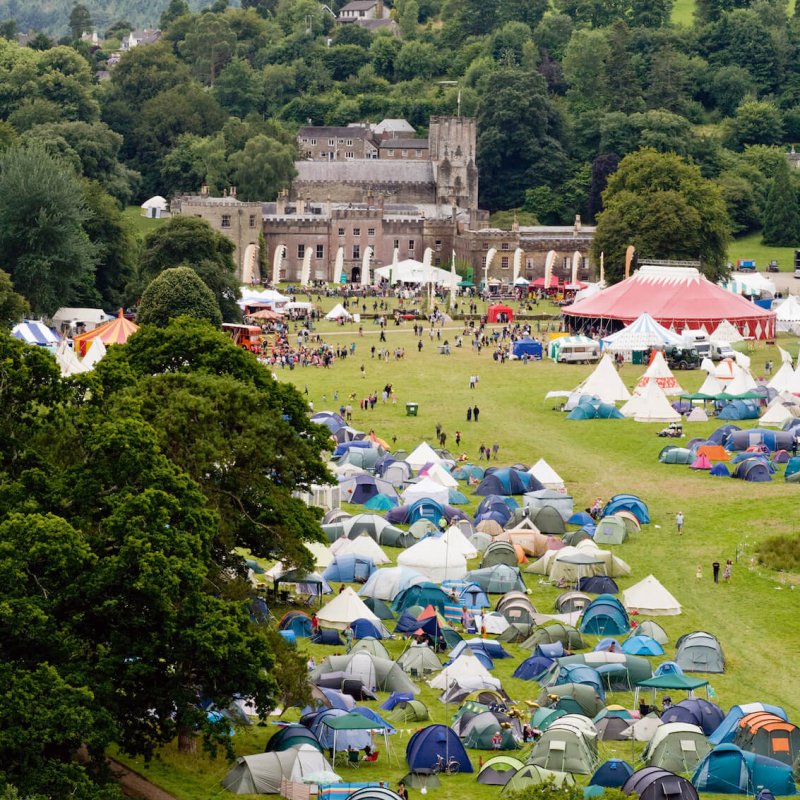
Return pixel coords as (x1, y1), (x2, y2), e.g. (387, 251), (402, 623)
(562, 265), (775, 340)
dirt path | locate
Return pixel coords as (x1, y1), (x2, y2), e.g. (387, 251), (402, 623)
(107, 757), (178, 800)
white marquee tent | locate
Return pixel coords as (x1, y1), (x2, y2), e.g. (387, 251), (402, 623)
(374, 259), (459, 287)
(622, 574), (681, 616)
(325, 303), (352, 321)
(317, 587), (382, 631)
(397, 536), (467, 582)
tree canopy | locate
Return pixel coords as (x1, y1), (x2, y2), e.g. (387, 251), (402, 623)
(138, 266), (223, 327)
(592, 149), (731, 282)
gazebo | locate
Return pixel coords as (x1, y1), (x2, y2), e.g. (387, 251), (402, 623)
(487, 304), (514, 323)
(72, 309), (139, 356)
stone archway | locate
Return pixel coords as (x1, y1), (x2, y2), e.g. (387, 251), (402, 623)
(350, 266), (361, 283)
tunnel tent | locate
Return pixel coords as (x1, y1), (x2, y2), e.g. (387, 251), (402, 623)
(311, 652), (418, 695)
(359, 567), (426, 602)
(692, 743), (798, 796)
(465, 564), (527, 594)
(556, 591), (593, 613)
(222, 745), (333, 794)
(522, 622), (586, 651)
(660, 447), (694, 465)
(527, 725), (600, 774)
(661, 699), (725, 736)
(709, 704), (789, 746)
(502, 765), (575, 796)
(478, 755), (526, 785)
(265, 725), (322, 753)
(623, 767), (700, 800)
(391, 699), (430, 723)
(734, 712), (800, 766)
(675, 631), (725, 673)
(593, 516), (629, 545)
(643, 723), (711, 774)
(535, 683), (605, 717)
(482, 540), (520, 568)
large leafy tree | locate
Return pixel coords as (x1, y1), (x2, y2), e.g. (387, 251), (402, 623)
(135, 216), (239, 320)
(138, 267), (223, 327)
(0, 144), (97, 315)
(762, 157), (800, 246)
(0, 269), (28, 330)
(592, 149), (731, 283)
(228, 134), (296, 201)
(476, 65), (568, 210)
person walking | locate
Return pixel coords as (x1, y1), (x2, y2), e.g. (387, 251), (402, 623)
(676, 511), (684, 534)
(436, 422), (442, 440)
(723, 559), (732, 583)
(695, 564), (702, 581)
(479, 443), (486, 460)
(712, 560), (720, 583)
(344, 623), (354, 653)
(473, 405), (480, 422)
(455, 430), (461, 447)
(492, 442), (500, 460)
(440, 432), (447, 448)
(466, 407), (472, 422)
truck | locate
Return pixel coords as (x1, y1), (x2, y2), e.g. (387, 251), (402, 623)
(681, 329), (711, 358)
(663, 344), (701, 370)
(709, 341), (736, 361)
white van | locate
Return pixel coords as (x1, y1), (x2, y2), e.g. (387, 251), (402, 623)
(682, 330), (711, 358)
(709, 341), (735, 361)
(557, 341), (601, 363)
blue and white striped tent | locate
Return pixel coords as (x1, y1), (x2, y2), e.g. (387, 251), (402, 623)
(601, 313), (681, 353)
(11, 321), (60, 347)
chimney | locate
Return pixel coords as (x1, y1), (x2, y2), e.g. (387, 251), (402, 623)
(376, 0), (384, 18)
(297, 197), (306, 214)
(574, 214), (582, 233)
(276, 189), (287, 215)
(200, 182), (209, 197)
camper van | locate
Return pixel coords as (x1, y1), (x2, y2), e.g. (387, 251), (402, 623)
(709, 341), (736, 361)
(556, 340), (601, 363)
(682, 329), (711, 358)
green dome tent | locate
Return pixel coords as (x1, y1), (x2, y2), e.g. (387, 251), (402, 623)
(395, 643), (442, 676)
(522, 622), (586, 651)
(391, 699), (429, 723)
(477, 755), (526, 785)
(502, 765), (575, 795)
(593, 517), (629, 545)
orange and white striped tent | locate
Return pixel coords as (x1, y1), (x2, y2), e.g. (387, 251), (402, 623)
(72, 309), (139, 356)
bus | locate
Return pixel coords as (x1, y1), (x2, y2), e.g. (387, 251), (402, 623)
(222, 323), (262, 352)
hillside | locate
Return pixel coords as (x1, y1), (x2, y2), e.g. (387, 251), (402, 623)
(0, 0), (236, 36)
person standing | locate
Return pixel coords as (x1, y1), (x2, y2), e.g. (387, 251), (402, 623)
(695, 565), (702, 581)
(712, 560), (720, 583)
(440, 431), (447, 448)
(460, 605), (472, 632)
(473, 405), (480, 422)
(466, 407), (472, 422)
(479, 443), (486, 460)
(397, 782), (409, 800)
(436, 422), (442, 440)
(311, 613), (319, 636)
(455, 430), (461, 447)
(492, 442), (500, 460)
(345, 623), (354, 653)
(723, 559), (732, 583)
(676, 511), (684, 534)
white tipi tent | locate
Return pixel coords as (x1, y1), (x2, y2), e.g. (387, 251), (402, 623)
(711, 319), (744, 343)
(622, 574), (681, 615)
(573, 353), (631, 403)
(423, 462), (458, 488)
(776, 296), (800, 332)
(405, 441), (443, 470)
(528, 458), (565, 491)
(760, 399), (794, 428)
(82, 337), (107, 369)
(317, 586), (381, 630)
(325, 303), (352, 321)
(440, 526), (478, 559)
(428, 649), (499, 690)
(685, 406), (708, 422)
(631, 380), (681, 423)
(634, 351), (684, 396)
(330, 534), (391, 565)
(402, 477), (450, 506)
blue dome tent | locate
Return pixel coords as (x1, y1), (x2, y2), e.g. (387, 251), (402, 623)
(602, 494), (650, 524)
(590, 759), (634, 788)
(579, 594), (630, 636)
(406, 724), (473, 773)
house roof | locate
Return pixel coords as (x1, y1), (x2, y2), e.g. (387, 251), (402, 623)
(340, 0), (379, 10)
(298, 125), (371, 139)
(373, 119), (416, 135)
(380, 138), (429, 149)
(294, 160), (434, 184)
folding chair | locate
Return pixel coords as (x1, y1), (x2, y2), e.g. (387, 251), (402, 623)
(347, 749), (360, 769)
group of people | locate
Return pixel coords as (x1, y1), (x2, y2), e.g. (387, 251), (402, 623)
(478, 442), (500, 460)
(466, 405), (481, 422)
(696, 560), (733, 583)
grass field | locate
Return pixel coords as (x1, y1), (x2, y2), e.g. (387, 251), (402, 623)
(110, 298), (800, 800)
(671, 0), (695, 26)
(728, 232), (796, 273)
(123, 205), (167, 239)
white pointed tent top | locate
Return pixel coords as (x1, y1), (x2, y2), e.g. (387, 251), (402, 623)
(330, 534), (391, 565)
(325, 303), (352, 320)
(424, 462), (458, 488)
(402, 477), (449, 506)
(776, 295), (800, 323)
(574, 353), (631, 403)
(635, 351), (684, 396)
(441, 526), (478, 559)
(601, 312), (682, 352)
(760, 398), (794, 428)
(317, 586), (381, 631)
(771, 361), (800, 394)
(621, 574), (681, 615)
(712, 319), (744, 343)
(55, 340), (91, 376)
(778, 346), (792, 366)
(405, 441), (443, 470)
(698, 373), (724, 396)
(685, 406), (708, 422)
(428, 648), (498, 690)
(397, 536), (467, 583)
(631, 380), (681, 423)
(528, 458), (565, 490)
(82, 337), (107, 369)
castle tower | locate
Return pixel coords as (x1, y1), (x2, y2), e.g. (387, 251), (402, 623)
(429, 116), (478, 212)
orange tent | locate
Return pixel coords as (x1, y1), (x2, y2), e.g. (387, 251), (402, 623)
(696, 444), (730, 461)
(72, 309), (139, 356)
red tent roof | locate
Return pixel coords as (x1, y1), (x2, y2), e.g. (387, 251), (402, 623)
(531, 276), (562, 288)
(563, 266), (775, 340)
(72, 309), (139, 355)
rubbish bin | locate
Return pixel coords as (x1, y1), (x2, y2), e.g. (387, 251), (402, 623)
(406, 402), (419, 416)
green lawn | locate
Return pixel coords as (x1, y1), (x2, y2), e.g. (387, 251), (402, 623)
(123, 205), (167, 240)
(671, 0), (695, 26)
(728, 232), (796, 273)
(112, 299), (800, 799)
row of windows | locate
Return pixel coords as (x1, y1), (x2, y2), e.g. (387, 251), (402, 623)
(220, 214), (258, 229)
(481, 241), (512, 250)
(384, 149), (425, 158)
(338, 227), (377, 237)
(300, 137), (356, 146)
(297, 244), (326, 259)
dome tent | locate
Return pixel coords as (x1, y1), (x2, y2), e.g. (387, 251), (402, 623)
(477, 755), (526, 785)
(643, 723), (711, 773)
(622, 767), (699, 800)
(590, 759), (635, 788)
(675, 631), (725, 673)
(405, 724), (473, 773)
(222, 745), (332, 794)
(580, 594), (631, 635)
(661, 699), (724, 736)
(692, 743), (798, 796)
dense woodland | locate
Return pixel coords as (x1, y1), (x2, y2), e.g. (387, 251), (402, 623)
(0, 0), (798, 295)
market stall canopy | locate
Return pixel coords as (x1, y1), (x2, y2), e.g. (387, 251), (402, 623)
(374, 259), (458, 287)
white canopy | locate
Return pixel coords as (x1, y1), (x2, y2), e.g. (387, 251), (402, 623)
(634, 351), (684, 396)
(622, 574), (681, 616)
(402, 477), (450, 507)
(325, 303), (352, 320)
(374, 259), (459, 287)
(776, 295), (800, 331)
(528, 458), (565, 491)
(405, 441), (443, 470)
(317, 586), (381, 631)
(573, 353), (631, 403)
(601, 312), (681, 353)
(397, 536), (467, 582)
(238, 288), (290, 308)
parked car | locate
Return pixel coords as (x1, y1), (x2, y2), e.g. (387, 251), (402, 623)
(663, 345), (701, 370)
(767, 260), (779, 273)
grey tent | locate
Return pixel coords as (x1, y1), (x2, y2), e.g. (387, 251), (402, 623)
(351, 637), (390, 660)
(643, 723), (711, 773)
(535, 683), (605, 717)
(482, 541), (520, 568)
(498, 622), (533, 643)
(522, 622), (586, 651)
(478, 755), (526, 785)
(524, 489), (574, 521)
(556, 591), (592, 613)
(465, 564), (527, 593)
(222, 745), (333, 794)
(531, 505), (567, 534)
(675, 631), (725, 673)
(637, 620), (669, 645)
(497, 599), (537, 626)
(311, 652), (418, 694)
(396, 643), (442, 676)
(502, 765), (575, 795)
(363, 597), (394, 620)
(527, 723), (598, 774)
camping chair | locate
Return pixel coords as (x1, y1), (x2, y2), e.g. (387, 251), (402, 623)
(347, 749), (360, 769)
(362, 750), (379, 766)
